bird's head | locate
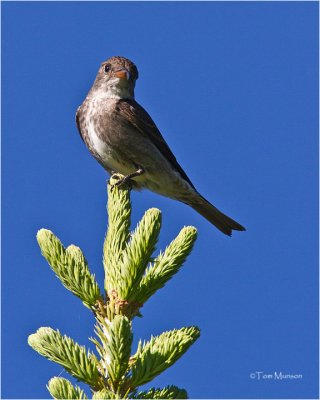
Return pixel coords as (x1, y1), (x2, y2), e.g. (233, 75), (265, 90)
(90, 56), (139, 100)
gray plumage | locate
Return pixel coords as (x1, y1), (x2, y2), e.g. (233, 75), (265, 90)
(76, 56), (245, 236)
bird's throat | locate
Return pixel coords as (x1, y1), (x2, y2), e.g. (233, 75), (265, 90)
(94, 82), (133, 100)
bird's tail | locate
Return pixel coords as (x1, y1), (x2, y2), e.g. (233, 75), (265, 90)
(186, 194), (246, 236)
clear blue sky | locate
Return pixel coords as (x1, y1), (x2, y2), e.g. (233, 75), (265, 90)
(2, 2), (318, 399)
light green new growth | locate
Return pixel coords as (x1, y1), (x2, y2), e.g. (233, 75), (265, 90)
(29, 174), (200, 399)
(92, 388), (121, 399)
(47, 377), (88, 400)
(134, 226), (197, 304)
(103, 176), (131, 293)
(36, 230), (102, 309)
(136, 385), (188, 399)
(28, 327), (103, 389)
(129, 326), (200, 387)
(120, 208), (161, 300)
(94, 315), (133, 392)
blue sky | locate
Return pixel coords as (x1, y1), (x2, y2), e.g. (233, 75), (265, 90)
(2, 2), (318, 399)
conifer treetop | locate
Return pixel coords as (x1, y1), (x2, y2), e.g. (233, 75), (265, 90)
(29, 174), (200, 399)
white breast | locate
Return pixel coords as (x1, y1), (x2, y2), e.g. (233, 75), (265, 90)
(87, 118), (108, 158)
(85, 101), (132, 174)
(84, 99), (111, 160)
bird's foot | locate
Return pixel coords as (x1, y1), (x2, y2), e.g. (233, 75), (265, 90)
(109, 168), (144, 190)
(114, 167), (145, 187)
(108, 174), (127, 191)
(114, 175), (133, 190)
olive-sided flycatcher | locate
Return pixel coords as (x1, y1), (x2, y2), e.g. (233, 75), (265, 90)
(76, 56), (245, 236)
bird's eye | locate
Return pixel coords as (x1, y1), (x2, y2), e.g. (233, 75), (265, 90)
(104, 64), (111, 73)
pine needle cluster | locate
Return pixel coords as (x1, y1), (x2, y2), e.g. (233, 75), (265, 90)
(28, 175), (200, 399)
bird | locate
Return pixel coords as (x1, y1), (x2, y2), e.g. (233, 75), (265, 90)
(76, 56), (245, 236)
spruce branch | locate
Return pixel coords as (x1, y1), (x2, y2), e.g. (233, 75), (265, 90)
(31, 174), (201, 399)
(133, 226), (197, 304)
(47, 377), (88, 400)
(28, 327), (104, 389)
(103, 177), (131, 294)
(128, 326), (200, 387)
(92, 389), (121, 399)
(37, 229), (102, 309)
(135, 385), (188, 399)
(119, 208), (161, 300)
(92, 315), (133, 392)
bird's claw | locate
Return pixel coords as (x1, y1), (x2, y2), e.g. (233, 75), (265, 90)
(109, 173), (132, 190)
(115, 175), (133, 189)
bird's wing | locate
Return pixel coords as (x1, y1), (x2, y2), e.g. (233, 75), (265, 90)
(75, 106), (85, 142)
(116, 99), (196, 190)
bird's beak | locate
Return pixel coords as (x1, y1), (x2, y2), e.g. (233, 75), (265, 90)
(114, 68), (130, 80)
